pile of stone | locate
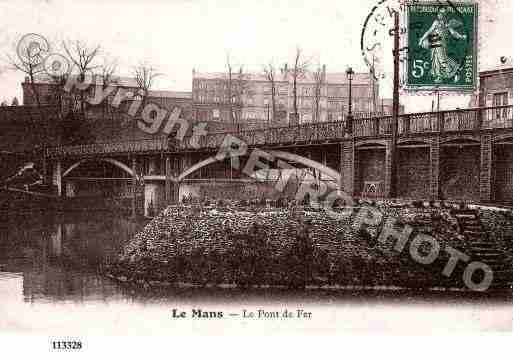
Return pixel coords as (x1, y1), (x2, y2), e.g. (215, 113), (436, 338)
(105, 201), (486, 289)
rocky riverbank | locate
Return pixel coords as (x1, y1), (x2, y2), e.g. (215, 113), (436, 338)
(104, 201), (513, 291)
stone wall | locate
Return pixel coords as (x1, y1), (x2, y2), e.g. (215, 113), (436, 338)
(355, 148), (386, 195)
(494, 144), (513, 203)
(178, 179), (338, 202)
(396, 147), (430, 199)
(109, 205), (513, 290)
(440, 146), (481, 202)
(0, 105), (60, 153)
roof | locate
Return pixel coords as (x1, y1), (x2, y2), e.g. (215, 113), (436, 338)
(27, 75), (192, 100)
(148, 90), (192, 99)
(28, 74), (141, 87)
(480, 66), (513, 77)
(193, 71), (374, 85)
(193, 72), (288, 82)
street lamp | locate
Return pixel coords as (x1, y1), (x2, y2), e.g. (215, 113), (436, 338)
(346, 66), (354, 134)
(264, 98), (270, 128)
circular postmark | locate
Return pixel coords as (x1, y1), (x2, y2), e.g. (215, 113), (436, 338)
(360, 0), (403, 81)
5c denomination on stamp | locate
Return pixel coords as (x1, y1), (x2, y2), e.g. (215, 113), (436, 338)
(405, 1), (478, 91)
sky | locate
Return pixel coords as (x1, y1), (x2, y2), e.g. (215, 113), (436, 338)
(0, 0), (511, 112)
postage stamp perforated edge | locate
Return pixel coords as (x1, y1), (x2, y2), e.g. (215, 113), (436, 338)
(401, 0), (479, 93)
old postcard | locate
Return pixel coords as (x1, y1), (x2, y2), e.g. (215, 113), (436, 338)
(1, 0), (513, 355)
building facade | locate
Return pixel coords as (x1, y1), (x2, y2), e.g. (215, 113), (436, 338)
(192, 68), (382, 129)
(22, 75), (192, 114)
(479, 66), (513, 128)
(21, 75), (194, 142)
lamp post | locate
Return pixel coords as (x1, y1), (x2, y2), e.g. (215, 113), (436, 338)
(346, 66), (354, 134)
(264, 99), (270, 128)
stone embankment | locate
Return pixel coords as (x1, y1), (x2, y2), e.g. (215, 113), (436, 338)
(104, 200), (513, 291)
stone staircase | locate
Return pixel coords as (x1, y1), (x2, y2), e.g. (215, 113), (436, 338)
(452, 208), (513, 290)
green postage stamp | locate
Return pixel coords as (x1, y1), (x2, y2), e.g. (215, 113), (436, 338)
(405, 1), (478, 91)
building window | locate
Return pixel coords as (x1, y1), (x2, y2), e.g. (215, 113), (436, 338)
(278, 86), (288, 96)
(328, 86), (343, 98)
(302, 87), (312, 96)
(493, 92), (509, 125)
(212, 108), (220, 120)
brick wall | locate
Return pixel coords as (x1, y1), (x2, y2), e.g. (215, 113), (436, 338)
(396, 147), (430, 199)
(0, 105), (60, 152)
(440, 146), (481, 201)
(22, 82), (60, 106)
(479, 69), (513, 107)
(355, 148), (386, 195)
(180, 182), (280, 201)
(480, 135), (493, 202)
(494, 144), (513, 203)
(430, 139), (440, 200)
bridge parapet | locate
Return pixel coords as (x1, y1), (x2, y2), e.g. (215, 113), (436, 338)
(354, 105), (513, 138)
(47, 105), (513, 157)
(47, 138), (170, 158)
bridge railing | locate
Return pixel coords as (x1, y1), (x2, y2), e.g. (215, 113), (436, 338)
(188, 121), (347, 150)
(47, 138), (170, 157)
(353, 105), (513, 137)
(47, 105), (513, 156)
(481, 105), (513, 129)
(353, 116), (393, 137)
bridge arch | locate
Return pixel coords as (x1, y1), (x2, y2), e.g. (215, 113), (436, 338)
(355, 139), (387, 148)
(397, 138), (431, 146)
(62, 158), (135, 178)
(178, 149), (341, 182)
(494, 134), (513, 144)
(440, 135), (480, 145)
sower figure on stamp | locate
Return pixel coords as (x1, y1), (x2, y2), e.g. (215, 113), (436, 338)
(418, 8), (467, 83)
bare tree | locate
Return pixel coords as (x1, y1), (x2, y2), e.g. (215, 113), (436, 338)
(62, 40), (101, 114)
(99, 57), (118, 135)
(225, 54), (248, 125)
(226, 54), (235, 124)
(234, 66), (249, 125)
(132, 61), (161, 107)
(263, 62), (277, 127)
(312, 64), (325, 123)
(286, 47), (309, 126)
(5, 40), (54, 179)
(100, 57), (118, 87)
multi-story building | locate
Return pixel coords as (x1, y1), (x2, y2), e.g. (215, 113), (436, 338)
(22, 75), (192, 116)
(192, 67), (382, 129)
(479, 66), (513, 128)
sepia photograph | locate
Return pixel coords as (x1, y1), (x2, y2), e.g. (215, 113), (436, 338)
(1, 0), (513, 354)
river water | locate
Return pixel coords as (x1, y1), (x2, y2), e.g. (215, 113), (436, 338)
(1, 211), (513, 334)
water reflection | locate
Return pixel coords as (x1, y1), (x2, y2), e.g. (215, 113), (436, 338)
(0, 213), (142, 303)
(1, 212), (513, 333)
(0, 212), (512, 304)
